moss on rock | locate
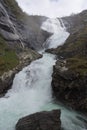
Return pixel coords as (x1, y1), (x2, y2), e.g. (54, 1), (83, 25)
(66, 57), (87, 76)
(0, 35), (19, 76)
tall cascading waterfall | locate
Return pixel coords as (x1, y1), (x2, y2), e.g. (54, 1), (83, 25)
(41, 18), (69, 49)
(0, 18), (87, 130)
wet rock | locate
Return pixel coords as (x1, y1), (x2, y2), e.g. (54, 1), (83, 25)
(16, 110), (61, 130)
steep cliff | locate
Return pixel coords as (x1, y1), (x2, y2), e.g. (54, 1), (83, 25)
(0, 0), (50, 95)
(48, 10), (87, 112)
(0, 0), (50, 50)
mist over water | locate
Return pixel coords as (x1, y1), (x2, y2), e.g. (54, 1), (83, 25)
(0, 18), (87, 130)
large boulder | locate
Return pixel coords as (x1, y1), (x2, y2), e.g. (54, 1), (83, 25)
(16, 110), (61, 130)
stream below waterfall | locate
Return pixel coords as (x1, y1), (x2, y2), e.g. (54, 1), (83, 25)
(0, 18), (87, 130)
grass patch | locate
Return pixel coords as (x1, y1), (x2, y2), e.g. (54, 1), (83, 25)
(0, 35), (19, 76)
(66, 57), (87, 75)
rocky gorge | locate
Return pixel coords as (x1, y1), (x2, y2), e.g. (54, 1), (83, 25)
(0, 0), (87, 130)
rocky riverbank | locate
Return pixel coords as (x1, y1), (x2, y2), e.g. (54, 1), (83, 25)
(52, 59), (87, 111)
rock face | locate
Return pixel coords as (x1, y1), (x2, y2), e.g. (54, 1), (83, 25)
(49, 10), (87, 112)
(62, 10), (87, 34)
(0, 1), (20, 41)
(0, 0), (50, 50)
(52, 60), (87, 111)
(16, 110), (61, 130)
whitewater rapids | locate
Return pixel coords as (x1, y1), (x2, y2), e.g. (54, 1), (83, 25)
(0, 18), (87, 130)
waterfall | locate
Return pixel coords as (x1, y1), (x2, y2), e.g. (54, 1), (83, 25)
(41, 18), (69, 48)
(0, 18), (87, 130)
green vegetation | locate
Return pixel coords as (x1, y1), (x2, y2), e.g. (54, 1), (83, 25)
(66, 57), (87, 75)
(57, 26), (87, 76)
(4, 0), (26, 20)
(0, 35), (19, 76)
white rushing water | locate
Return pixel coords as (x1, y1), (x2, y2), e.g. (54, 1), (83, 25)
(0, 18), (87, 130)
(41, 18), (69, 48)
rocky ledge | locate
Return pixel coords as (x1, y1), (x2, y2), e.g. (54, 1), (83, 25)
(16, 110), (61, 130)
